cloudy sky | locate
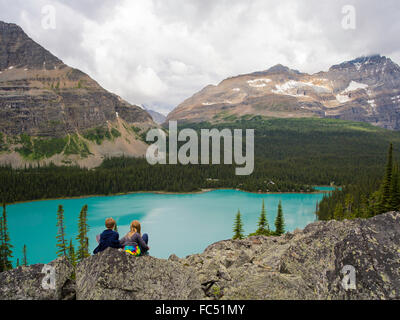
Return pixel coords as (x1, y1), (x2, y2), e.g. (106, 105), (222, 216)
(1, 0), (399, 115)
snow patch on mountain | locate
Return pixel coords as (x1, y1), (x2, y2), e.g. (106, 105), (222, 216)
(272, 80), (330, 97)
(343, 81), (369, 93)
(247, 78), (271, 88)
(202, 100), (233, 106)
(336, 94), (351, 103)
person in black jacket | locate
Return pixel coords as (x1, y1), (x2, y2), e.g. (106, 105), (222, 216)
(93, 218), (122, 254)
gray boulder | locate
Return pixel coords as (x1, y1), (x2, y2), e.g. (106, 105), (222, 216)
(75, 248), (203, 300)
(0, 257), (75, 300)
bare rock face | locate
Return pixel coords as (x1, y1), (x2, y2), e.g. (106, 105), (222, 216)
(75, 248), (203, 300)
(0, 21), (154, 167)
(0, 257), (74, 300)
(0, 21), (153, 137)
(167, 55), (400, 130)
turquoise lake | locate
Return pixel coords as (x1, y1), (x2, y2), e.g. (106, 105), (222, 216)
(7, 188), (333, 265)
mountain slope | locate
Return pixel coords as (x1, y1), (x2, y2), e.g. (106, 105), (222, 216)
(0, 21), (155, 167)
(167, 55), (400, 130)
(140, 105), (166, 124)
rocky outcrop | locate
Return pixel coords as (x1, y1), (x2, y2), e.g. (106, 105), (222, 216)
(1, 212), (399, 300)
(180, 211), (400, 300)
(0, 257), (74, 300)
(167, 55), (400, 130)
(75, 248), (203, 300)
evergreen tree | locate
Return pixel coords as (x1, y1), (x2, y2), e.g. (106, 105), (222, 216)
(68, 239), (77, 267)
(56, 205), (67, 257)
(0, 203), (13, 271)
(113, 222), (118, 232)
(379, 143), (393, 213)
(76, 205), (90, 262)
(315, 200), (319, 221)
(16, 258), (20, 267)
(274, 201), (285, 236)
(0, 207), (4, 271)
(255, 200), (270, 235)
(233, 210), (244, 240)
(389, 163), (400, 211)
(22, 244), (27, 266)
(333, 202), (344, 220)
(358, 195), (370, 219)
(344, 194), (355, 219)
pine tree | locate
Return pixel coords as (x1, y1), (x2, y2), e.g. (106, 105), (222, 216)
(56, 205), (67, 257)
(76, 205), (90, 262)
(333, 202), (344, 220)
(16, 258), (20, 267)
(22, 244), (27, 266)
(233, 210), (244, 240)
(0, 203), (13, 271)
(255, 200), (270, 235)
(315, 200), (319, 221)
(344, 194), (355, 219)
(358, 195), (370, 219)
(274, 201), (285, 236)
(389, 163), (400, 211)
(379, 143), (393, 213)
(114, 222), (118, 232)
(0, 207), (4, 271)
(68, 239), (77, 267)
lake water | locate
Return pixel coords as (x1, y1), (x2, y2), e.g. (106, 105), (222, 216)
(7, 189), (333, 265)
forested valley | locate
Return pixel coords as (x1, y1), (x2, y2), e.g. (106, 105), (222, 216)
(1, 117), (400, 204)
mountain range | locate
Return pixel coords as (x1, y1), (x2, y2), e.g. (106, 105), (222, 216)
(1, 20), (400, 168)
(167, 55), (400, 130)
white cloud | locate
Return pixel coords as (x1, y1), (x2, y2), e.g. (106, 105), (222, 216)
(1, 0), (400, 115)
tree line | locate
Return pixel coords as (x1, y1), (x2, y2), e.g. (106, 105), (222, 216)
(317, 143), (400, 220)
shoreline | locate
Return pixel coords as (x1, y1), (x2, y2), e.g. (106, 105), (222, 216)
(8, 187), (336, 205)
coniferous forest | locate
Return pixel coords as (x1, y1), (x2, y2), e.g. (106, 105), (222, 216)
(317, 143), (400, 221)
(1, 118), (400, 204)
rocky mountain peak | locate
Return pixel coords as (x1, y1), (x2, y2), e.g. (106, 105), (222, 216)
(329, 54), (400, 74)
(0, 20), (64, 71)
(267, 64), (300, 74)
(251, 64), (302, 76)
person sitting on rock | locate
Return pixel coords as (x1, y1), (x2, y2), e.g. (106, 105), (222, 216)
(119, 220), (149, 256)
(93, 218), (122, 254)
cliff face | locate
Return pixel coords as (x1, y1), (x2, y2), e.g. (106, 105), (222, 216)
(1, 212), (399, 300)
(167, 55), (400, 130)
(0, 21), (154, 167)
